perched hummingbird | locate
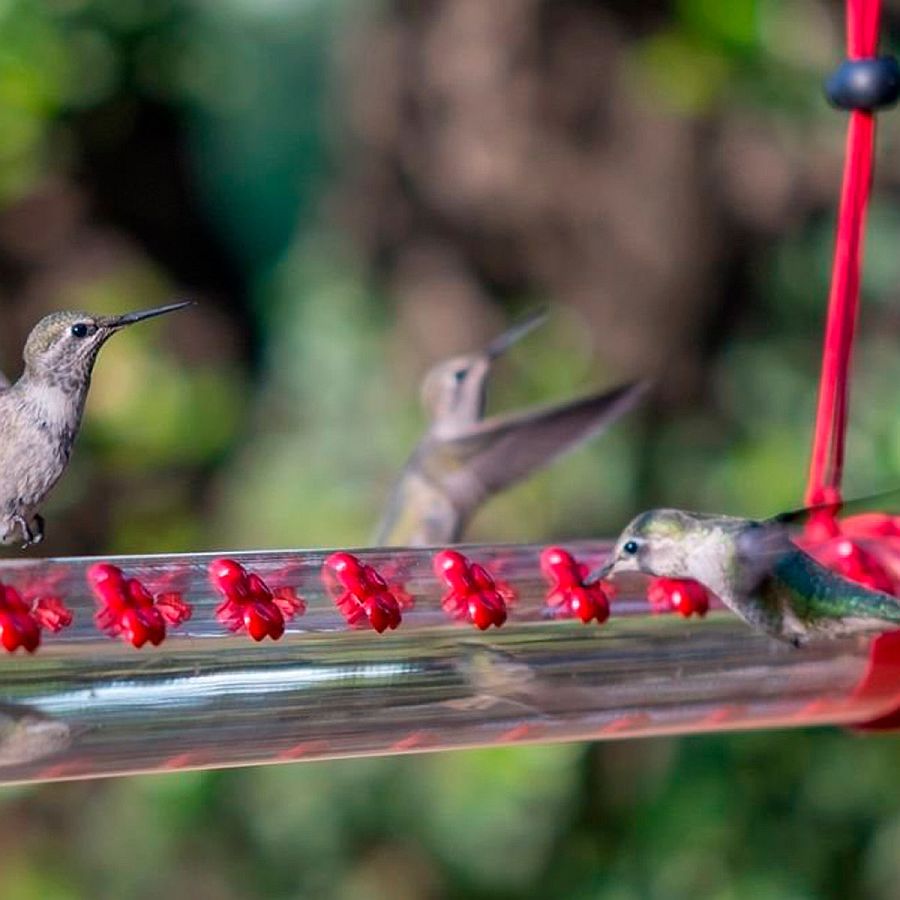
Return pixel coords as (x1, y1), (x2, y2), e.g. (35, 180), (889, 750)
(0, 702), (71, 766)
(0, 301), (193, 547)
(375, 311), (648, 546)
(594, 503), (900, 645)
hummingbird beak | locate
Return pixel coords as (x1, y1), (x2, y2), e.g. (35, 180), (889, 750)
(590, 559), (615, 582)
(485, 307), (548, 360)
(98, 300), (194, 331)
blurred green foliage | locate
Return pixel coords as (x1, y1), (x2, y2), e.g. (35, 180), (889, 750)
(1, 0), (899, 897)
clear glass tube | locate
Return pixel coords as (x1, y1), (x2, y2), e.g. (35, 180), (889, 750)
(0, 541), (894, 785)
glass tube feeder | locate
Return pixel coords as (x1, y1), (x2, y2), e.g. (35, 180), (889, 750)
(0, 540), (896, 786)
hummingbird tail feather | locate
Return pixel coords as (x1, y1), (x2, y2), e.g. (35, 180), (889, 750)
(874, 598), (900, 625)
(839, 590), (900, 630)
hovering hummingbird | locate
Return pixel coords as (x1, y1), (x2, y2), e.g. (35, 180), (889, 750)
(0, 301), (193, 547)
(375, 310), (648, 546)
(594, 499), (900, 645)
(0, 702), (71, 766)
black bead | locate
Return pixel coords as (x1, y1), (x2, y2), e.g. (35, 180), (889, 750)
(825, 56), (900, 111)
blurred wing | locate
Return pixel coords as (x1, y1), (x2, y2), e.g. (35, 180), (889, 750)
(764, 488), (900, 530)
(735, 521), (798, 591)
(435, 380), (649, 509)
(736, 488), (900, 592)
(0, 371), (8, 391)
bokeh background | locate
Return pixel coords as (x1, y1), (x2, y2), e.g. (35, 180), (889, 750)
(1, 0), (899, 896)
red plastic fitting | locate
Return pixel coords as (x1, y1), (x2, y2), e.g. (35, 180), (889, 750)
(852, 630), (900, 730)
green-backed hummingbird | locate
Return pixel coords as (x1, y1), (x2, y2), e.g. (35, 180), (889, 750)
(594, 503), (900, 644)
(0, 301), (193, 547)
(375, 310), (648, 545)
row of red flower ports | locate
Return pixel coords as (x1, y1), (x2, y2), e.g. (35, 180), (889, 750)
(0, 549), (711, 652)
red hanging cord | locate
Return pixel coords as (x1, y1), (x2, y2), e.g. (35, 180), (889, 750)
(805, 0), (882, 511)
(648, 1), (898, 634)
(800, 0), (900, 595)
(800, 2), (900, 734)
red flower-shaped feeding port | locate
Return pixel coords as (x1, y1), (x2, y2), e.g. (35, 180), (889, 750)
(377, 559), (416, 613)
(323, 553), (403, 633)
(0, 581), (72, 653)
(481, 557), (519, 612)
(434, 549), (507, 630)
(646, 577), (710, 618)
(30, 595), (73, 633)
(209, 558), (305, 642)
(88, 563), (192, 648)
(539, 547), (610, 624)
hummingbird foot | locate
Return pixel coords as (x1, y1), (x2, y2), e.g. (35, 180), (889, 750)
(11, 515), (34, 549)
(11, 514), (43, 549)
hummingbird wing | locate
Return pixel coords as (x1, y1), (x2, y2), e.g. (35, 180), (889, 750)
(0, 370), (8, 391)
(734, 520), (799, 591)
(765, 488), (900, 528)
(735, 487), (900, 594)
(432, 380), (649, 509)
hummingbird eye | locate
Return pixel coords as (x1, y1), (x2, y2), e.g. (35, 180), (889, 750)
(623, 540), (640, 556)
(454, 369), (467, 383)
(70, 323), (90, 339)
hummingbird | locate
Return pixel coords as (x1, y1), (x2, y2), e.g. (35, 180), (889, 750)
(375, 310), (648, 546)
(445, 642), (543, 712)
(594, 500), (900, 645)
(0, 702), (71, 766)
(0, 301), (193, 547)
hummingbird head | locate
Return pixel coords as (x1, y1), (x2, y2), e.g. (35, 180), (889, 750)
(419, 308), (548, 427)
(594, 508), (714, 581)
(420, 352), (492, 426)
(21, 301), (193, 388)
